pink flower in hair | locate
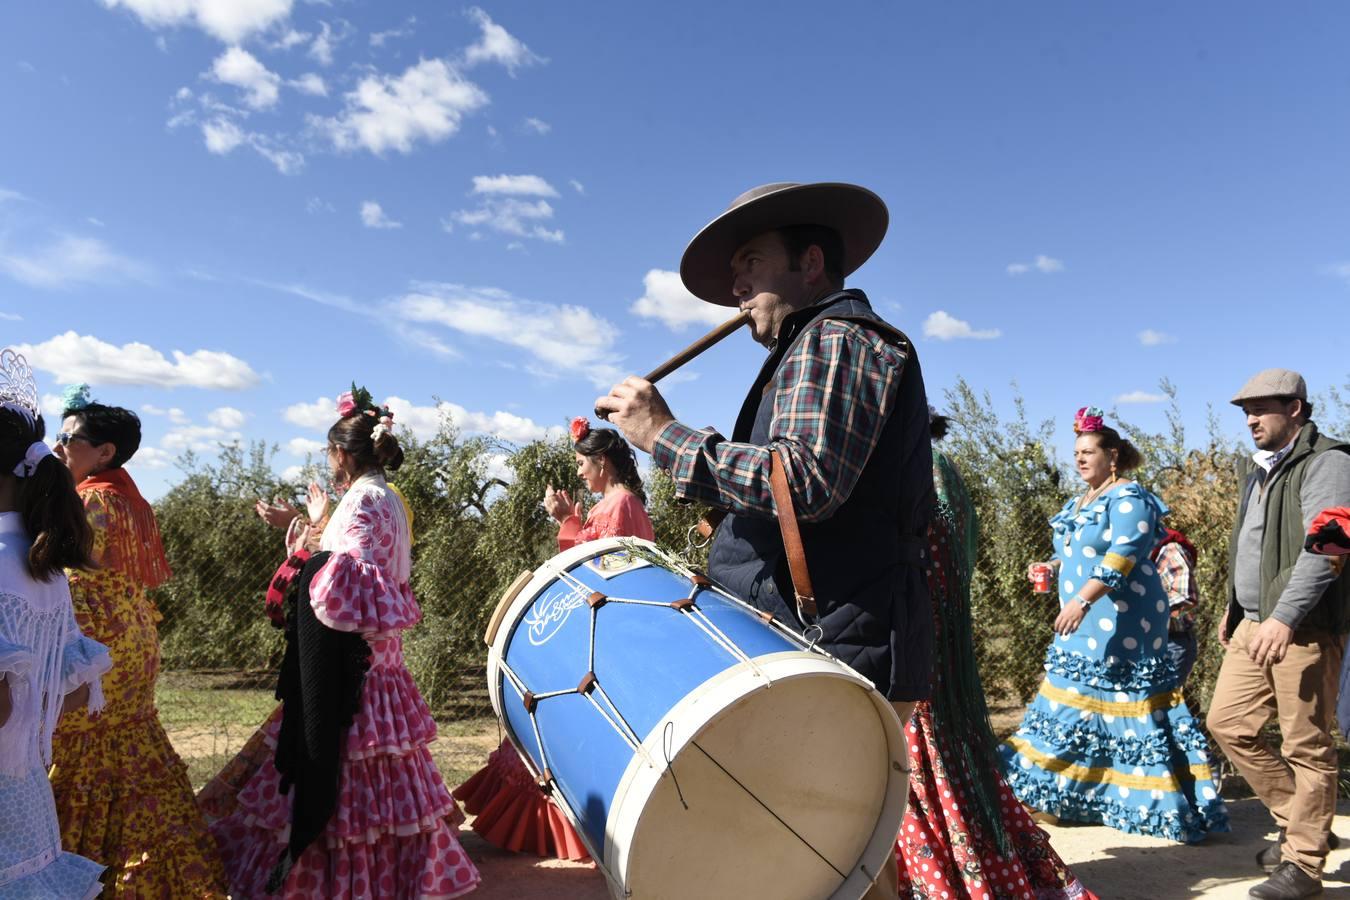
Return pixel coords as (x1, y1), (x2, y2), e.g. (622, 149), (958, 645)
(336, 391), (358, 417)
(570, 416), (590, 443)
(1073, 406), (1106, 434)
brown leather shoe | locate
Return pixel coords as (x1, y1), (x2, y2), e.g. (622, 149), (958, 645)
(1248, 862), (1323, 899)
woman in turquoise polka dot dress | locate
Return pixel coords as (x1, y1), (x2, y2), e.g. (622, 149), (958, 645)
(999, 407), (1229, 842)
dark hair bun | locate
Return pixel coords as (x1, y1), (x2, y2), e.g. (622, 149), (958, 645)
(373, 427), (405, 471)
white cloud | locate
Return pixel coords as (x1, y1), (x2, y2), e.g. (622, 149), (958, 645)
(449, 197), (562, 243)
(202, 117), (246, 154)
(40, 393), (64, 419)
(1324, 262), (1350, 285)
(306, 196), (335, 215)
(308, 20), (348, 66)
(384, 396), (562, 443)
(1138, 329), (1177, 346)
(1115, 391), (1167, 404)
(208, 406), (247, 429)
(370, 17), (415, 47)
(390, 283), (623, 386)
(271, 27), (309, 50)
(922, 311), (1001, 341)
(142, 404), (190, 424)
(210, 46), (281, 110)
(463, 7), (542, 74)
(290, 72), (327, 96)
(285, 436), (325, 456)
(199, 118), (303, 174)
(128, 446), (174, 470)
(283, 396), (336, 429)
(482, 451), (513, 484)
(15, 332), (259, 389)
(280, 464), (305, 481)
(315, 58), (488, 155)
(360, 201), (402, 229)
(0, 312), (22, 321)
(0, 234), (146, 289)
(522, 116), (550, 135)
(470, 174), (558, 197)
(630, 269), (731, 331)
(1006, 254), (1064, 275)
(569, 179), (585, 195)
(283, 393), (560, 444)
(99, 0), (294, 44)
(162, 422), (242, 452)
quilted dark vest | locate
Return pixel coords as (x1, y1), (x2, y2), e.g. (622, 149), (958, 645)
(706, 290), (934, 700)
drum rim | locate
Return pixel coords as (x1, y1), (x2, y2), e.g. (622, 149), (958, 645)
(604, 651), (908, 900)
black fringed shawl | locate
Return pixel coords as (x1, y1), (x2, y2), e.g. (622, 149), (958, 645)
(266, 550), (373, 893)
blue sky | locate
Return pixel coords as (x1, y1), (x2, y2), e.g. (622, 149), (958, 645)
(3, 1), (1348, 498)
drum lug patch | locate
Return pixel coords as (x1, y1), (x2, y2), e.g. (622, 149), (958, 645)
(586, 591), (608, 610)
(669, 598), (696, 613)
(577, 671), (598, 695)
(522, 691), (539, 713)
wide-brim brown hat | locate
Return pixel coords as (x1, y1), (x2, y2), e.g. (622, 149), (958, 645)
(680, 182), (889, 306)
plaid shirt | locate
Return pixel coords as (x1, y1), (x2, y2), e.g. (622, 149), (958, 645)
(651, 318), (909, 520)
(1155, 541), (1198, 632)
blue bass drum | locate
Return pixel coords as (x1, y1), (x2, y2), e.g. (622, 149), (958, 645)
(484, 538), (908, 900)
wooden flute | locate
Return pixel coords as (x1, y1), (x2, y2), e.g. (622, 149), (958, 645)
(596, 310), (751, 421)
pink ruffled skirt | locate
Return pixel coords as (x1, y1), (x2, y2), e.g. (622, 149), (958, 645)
(209, 641), (478, 898)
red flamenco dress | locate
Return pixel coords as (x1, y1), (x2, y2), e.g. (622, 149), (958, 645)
(209, 472), (480, 898)
(895, 451), (1094, 899)
(453, 488), (654, 860)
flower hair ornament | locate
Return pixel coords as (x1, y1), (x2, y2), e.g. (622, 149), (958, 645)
(1073, 406), (1106, 434)
(569, 416), (590, 444)
(61, 382), (94, 414)
(336, 382), (394, 433)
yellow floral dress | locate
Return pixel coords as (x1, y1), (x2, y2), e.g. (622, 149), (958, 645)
(48, 470), (227, 897)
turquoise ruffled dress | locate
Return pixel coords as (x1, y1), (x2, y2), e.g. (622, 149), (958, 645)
(999, 483), (1229, 842)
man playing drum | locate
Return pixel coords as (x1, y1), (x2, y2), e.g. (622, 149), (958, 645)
(597, 181), (934, 897)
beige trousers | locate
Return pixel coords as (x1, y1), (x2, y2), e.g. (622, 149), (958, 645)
(1206, 618), (1345, 878)
(860, 700), (915, 900)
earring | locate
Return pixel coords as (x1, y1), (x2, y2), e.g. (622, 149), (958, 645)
(1110, 460), (1118, 480)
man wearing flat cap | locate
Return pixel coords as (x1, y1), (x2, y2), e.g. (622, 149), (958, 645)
(597, 182), (933, 895)
(1206, 368), (1350, 900)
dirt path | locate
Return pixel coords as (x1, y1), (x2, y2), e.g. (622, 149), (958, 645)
(454, 799), (1350, 898)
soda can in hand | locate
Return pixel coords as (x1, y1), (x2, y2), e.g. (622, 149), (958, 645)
(1030, 563), (1055, 594)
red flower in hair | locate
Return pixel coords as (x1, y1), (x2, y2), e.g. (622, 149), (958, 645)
(1073, 406), (1105, 434)
(336, 391), (358, 417)
(569, 416), (590, 443)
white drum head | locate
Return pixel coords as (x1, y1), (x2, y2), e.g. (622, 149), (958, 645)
(622, 667), (903, 900)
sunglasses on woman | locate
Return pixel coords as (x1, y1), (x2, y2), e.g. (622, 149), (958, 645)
(55, 432), (98, 447)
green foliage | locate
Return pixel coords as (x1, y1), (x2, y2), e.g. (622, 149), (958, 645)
(157, 375), (1347, 720)
(941, 379), (1069, 703)
(153, 442), (297, 670)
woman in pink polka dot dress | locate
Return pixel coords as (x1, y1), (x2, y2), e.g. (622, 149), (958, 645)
(209, 389), (481, 898)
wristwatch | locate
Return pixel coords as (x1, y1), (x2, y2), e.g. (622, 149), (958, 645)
(1074, 596), (1093, 610)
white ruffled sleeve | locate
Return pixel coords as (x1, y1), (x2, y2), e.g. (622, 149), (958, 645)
(309, 488), (420, 635)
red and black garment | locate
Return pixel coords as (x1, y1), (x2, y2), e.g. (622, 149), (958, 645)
(1306, 507), (1350, 556)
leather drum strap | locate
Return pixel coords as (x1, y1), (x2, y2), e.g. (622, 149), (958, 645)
(769, 446), (817, 620)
